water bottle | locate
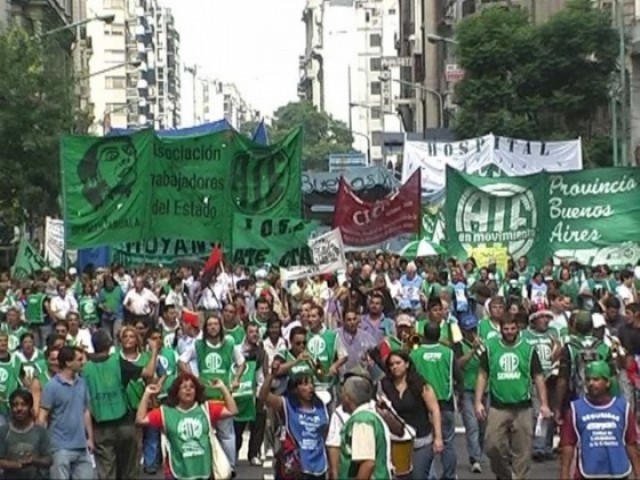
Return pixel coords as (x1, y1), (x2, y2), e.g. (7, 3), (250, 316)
(534, 413), (547, 439)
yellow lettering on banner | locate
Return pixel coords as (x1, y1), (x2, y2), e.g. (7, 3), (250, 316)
(468, 246), (509, 272)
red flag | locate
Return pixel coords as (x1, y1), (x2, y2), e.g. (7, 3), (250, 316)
(201, 244), (222, 285)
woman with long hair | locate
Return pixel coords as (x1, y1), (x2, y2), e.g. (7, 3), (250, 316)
(379, 351), (443, 480)
(136, 373), (238, 480)
(260, 363), (329, 480)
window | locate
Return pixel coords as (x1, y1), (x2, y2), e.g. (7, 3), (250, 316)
(370, 81), (382, 95)
(106, 103), (127, 113)
(105, 76), (126, 89)
(371, 107), (382, 119)
(104, 49), (125, 64)
(369, 57), (382, 72)
(369, 34), (382, 47)
(104, 24), (125, 36)
(104, 0), (124, 7)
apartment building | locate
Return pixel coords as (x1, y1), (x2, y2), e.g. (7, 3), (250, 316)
(87, 0), (180, 134)
(222, 82), (259, 129)
(299, 0), (403, 165)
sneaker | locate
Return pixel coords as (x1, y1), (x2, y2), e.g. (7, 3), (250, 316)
(265, 448), (274, 458)
(470, 461), (482, 473)
(250, 457), (263, 466)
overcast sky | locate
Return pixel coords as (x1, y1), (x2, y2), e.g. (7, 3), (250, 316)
(163, 0), (306, 116)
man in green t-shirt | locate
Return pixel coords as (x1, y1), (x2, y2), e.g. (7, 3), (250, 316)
(338, 376), (392, 480)
(475, 314), (551, 480)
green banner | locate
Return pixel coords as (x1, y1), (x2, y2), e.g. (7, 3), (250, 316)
(445, 167), (640, 267)
(12, 239), (48, 279)
(231, 214), (319, 267)
(111, 238), (211, 266)
(61, 129), (302, 249)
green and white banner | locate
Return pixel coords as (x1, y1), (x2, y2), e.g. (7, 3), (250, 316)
(445, 166), (640, 267)
(61, 128), (302, 249)
(231, 214), (319, 267)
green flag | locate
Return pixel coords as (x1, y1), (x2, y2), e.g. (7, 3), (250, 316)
(231, 214), (319, 267)
(61, 128), (302, 249)
(445, 166), (640, 267)
(12, 239), (48, 279)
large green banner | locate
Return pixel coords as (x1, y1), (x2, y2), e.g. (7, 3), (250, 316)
(111, 239), (211, 266)
(61, 128), (302, 249)
(445, 166), (640, 267)
(231, 214), (319, 267)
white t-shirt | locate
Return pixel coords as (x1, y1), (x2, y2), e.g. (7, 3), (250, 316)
(616, 284), (635, 308)
(326, 405), (349, 448)
(124, 288), (159, 316)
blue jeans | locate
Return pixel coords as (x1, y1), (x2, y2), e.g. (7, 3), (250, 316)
(461, 391), (487, 462)
(428, 409), (457, 480)
(216, 416), (236, 469)
(410, 442), (436, 480)
(143, 426), (161, 469)
(50, 449), (95, 480)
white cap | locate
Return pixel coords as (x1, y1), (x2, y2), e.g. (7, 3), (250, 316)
(255, 269), (268, 280)
(68, 267), (77, 276)
(592, 313), (606, 329)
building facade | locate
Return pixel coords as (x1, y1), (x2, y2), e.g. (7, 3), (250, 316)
(87, 0), (180, 134)
(299, 0), (403, 165)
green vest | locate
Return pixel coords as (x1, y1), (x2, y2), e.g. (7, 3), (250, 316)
(307, 328), (338, 390)
(225, 324), (246, 347)
(478, 318), (501, 341)
(281, 350), (314, 376)
(162, 404), (213, 479)
(339, 409), (391, 480)
(196, 338), (234, 400)
(410, 343), (454, 401)
(16, 350), (46, 382)
(83, 354), (129, 422)
(231, 359), (257, 422)
(460, 340), (481, 391)
(3, 325), (29, 353)
(0, 355), (22, 415)
(522, 328), (556, 376)
(122, 350), (149, 409)
(158, 347), (178, 396)
(25, 294), (46, 324)
(249, 316), (267, 338)
(160, 323), (179, 349)
(486, 337), (535, 405)
(79, 296), (99, 325)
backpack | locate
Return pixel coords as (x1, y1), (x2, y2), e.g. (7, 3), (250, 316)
(569, 337), (604, 396)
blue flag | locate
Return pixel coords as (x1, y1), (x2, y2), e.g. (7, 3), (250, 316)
(108, 119), (233, 137)
(252, 119), (269, 145)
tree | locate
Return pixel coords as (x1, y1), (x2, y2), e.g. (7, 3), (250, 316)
(251, 101), (354, 170)
(454, 0), (617, 166)
(0, 25), (86, 233)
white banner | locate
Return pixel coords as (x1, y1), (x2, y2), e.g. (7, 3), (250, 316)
(402, 134), (583, 201)
(44, 217), (65, 268)
(280, 228), (346, 282)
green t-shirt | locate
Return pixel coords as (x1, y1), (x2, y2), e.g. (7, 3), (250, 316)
(410, 343), (454, 402)
(460, 340), (481, 391)
(230, 360), (257, 422)
(79, 295), (99, 325)
(306, 328), (338, 390)
(195, 338), (235, 400)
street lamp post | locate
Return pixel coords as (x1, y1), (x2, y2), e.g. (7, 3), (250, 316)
(380, 75), (444, 128)
(38, 14), (116, 37)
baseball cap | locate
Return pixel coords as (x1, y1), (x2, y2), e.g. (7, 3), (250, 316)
(529, 310), (553, 322)
(586, 360), (611, 380)
(459, 312), (479, 331)
(396, 314), (414, 328)
(592, 313), (606, 329)
(68, 267), (77, 276)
